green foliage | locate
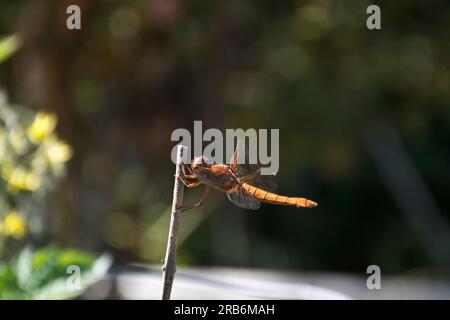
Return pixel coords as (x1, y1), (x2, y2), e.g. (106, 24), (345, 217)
(0, 246), (112, 299)
(0, 90), (72, 239)
(0, 34), (20, 63)
(1, 34), (71, 240)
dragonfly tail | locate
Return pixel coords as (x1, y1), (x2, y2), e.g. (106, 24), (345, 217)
(242, 183), (318, 208)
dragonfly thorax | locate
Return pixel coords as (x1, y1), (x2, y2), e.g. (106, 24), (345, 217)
(192, 158), (239, 192)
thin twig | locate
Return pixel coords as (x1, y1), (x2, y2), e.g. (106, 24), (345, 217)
(161, 145), (186, 300)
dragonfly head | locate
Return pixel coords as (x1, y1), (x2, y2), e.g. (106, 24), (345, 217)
(192, 156), (211, 171)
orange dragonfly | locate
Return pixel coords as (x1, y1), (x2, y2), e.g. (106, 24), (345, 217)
(178, 149), (318, 211)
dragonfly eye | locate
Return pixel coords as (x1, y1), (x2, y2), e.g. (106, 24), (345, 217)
(202, 156), (212, 165)
(192, 156), (211, 169)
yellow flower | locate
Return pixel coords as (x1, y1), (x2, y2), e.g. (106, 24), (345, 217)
(27, 112), (57, 143)
(9, 127), (27, 154)
(45, 138), (72, 164)
(31, 156), (48, 174)
(1, 163), (14, 180)
(0, 211), (27, 239)
(5, 167), (41, 192)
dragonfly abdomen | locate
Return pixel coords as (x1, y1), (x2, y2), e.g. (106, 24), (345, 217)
(242, 183), (318, 208)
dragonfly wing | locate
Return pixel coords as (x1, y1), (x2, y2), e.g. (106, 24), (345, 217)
(229, 140), (278, 193)
(239, 168), (278, 193)
(229, 144), (278, 192)
(229, 139), (244, 171)
(227, 187), (261, 210)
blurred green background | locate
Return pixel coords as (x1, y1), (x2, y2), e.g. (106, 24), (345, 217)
(1, 0), (450, 277)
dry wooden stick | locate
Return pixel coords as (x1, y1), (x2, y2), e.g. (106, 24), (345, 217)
(161, 145), (187, 300)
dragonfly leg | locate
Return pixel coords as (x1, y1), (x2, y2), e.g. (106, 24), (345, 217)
(185, 181), (201, 188)
(178, 186), (210, 213)
(184, 164), (194, 175)
(178, 177), (201, 188)
(181, 164), (197, 180)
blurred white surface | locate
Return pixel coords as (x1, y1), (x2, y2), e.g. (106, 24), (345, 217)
(84, 266), (450, 300)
